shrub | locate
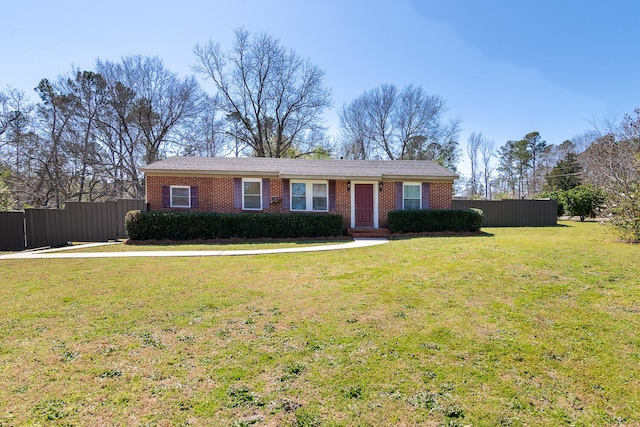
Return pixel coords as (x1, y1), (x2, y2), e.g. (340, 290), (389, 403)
(564, 185), (605, 221)
(125, 210), (343, 240)
(608, 183), (640, 243)
(388, 209), (483, 233)
(537, 186), (605, 220)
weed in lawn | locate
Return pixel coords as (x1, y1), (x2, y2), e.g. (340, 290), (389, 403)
(280, 361), (307, 381)
(342, 384), (364, 399)
(408, 391), (439, 410)
(33, 398), (69, 421)
(99, 369), (123, 378)
(420, 342), (441, 351)
(226, 385), (265, 408)
(263, 323), (276, 333)
(138, 331), (165, 349)
(231, 416), (263, 426)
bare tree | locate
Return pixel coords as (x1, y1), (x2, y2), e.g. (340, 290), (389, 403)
(339, 96), (373, 159)
(194, 28), (332, 158)
(33, 79), (76, 207)
(479, 137), (494, 199)
(94, 56), (202, 197)
(0, 87), (36, 176)
(97, 56), (202, 165)
(580, 110), (640, 241)
(466, 132), (482, 196)
(0, 87), (36, 208)
(177, 103), (231, 157)
(339, 83), (460, 169)
(59, 70), (110, 201)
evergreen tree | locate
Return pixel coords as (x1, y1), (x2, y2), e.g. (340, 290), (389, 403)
(545, 151), (582, 191)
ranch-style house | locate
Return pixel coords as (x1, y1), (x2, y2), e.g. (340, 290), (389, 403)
(140, 157), (458, 231)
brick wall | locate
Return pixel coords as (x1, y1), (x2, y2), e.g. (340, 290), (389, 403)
(334, 180), (351, 230)
(146, 175), (454, 229)
(147, 175), (289, 214)
(430, 182), (453, 209)
(379, 181), (395, 228)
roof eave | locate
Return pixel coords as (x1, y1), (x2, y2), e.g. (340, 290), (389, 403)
(140, 168), (280, 178)
(382, 174), (459, 181)
(279, 173), (382, 181)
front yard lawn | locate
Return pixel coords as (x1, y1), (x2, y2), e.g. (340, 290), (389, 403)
(0, 222), (638, 425)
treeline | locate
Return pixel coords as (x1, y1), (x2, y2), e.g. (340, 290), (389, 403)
(0, 28), (460, 209)
(465, 111), (640, 241)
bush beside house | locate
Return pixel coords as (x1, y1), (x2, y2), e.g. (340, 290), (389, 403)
(125, 210), (344, 240)
(388, 208), (483, 233)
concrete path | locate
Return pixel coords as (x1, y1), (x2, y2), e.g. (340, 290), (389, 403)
(0, 239), (389, 260)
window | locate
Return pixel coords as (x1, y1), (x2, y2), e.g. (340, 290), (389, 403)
(243, 179), (262, 210)
(312, 183), (328, 210)
(170, 186), (191, 208)
(403, 183), (421, 210)
(291, 181), (328, 211)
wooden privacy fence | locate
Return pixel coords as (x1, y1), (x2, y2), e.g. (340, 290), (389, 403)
(452, 199), (558, 227)
(0, 199), (146, 251)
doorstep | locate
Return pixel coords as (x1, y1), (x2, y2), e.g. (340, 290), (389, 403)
(347, 228), (390, 238)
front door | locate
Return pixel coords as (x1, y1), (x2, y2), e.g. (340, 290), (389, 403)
(354, 184), (374, 227)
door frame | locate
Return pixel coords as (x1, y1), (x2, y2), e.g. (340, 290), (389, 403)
(350, 181), (379, 229)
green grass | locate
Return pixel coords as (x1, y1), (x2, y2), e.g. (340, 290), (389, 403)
(1, 221), (639, 426)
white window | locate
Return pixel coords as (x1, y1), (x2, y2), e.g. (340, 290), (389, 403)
(291, 181), (328, 212)
(170, 186), (191, 208)
(403, 183), (421, 210)
(243, 178), (262, 210)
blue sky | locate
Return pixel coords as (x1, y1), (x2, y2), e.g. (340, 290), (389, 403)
(2, 0), (639, 178)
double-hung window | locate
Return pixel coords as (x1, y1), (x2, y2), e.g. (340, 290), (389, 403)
(170, 186), (191, 208)
(291, 181), (328, 212)
(242, 178), (262, 210)
(403, 183), (421, 210)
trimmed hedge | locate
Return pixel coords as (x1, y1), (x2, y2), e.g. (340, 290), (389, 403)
(125, 210), (344, 240)
(388, 208), (483, 233)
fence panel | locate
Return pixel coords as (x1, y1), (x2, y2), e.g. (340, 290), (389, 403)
(65, 201), (117, 242)
(116, 199), (147, 238)
(0, 211), (26, 251)
(452, 199), (557, 227)
(25, 209), (69, 249)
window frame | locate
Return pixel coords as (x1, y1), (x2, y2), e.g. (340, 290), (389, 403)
(170, 185), (191, 208)
(290, 180), (329, 212)
(242, 178), (262, 210)
(403, 182), (422, 210)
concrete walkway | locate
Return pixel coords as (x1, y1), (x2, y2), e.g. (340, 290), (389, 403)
(0, 239), (389, 260)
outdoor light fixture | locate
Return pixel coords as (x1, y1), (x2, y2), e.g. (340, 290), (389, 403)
(347, 181), (351, 191)
(379, 182), (384, 192)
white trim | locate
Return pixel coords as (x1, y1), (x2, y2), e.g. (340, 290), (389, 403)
(290, 180), (329, 212)
(242, 178), (262, 210)
(170, 185), (191, 208)
(350, 181), (379, 229)
(402, 182), (421, 210)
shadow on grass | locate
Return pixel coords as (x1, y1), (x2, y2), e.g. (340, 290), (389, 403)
(389, 231), (495, 240)
(482, 223), (570, 228)
(125, 237), (353, 246)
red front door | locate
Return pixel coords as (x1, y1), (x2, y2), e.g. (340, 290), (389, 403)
(355, 184), (374, 227)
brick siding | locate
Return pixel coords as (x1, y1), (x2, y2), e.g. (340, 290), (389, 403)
(379, 181), (395, 228)
(430, 182), (453, 209)
(146, 175), (454, 230)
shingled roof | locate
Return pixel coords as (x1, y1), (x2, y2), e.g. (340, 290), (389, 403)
(140, 156), (459, 181)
